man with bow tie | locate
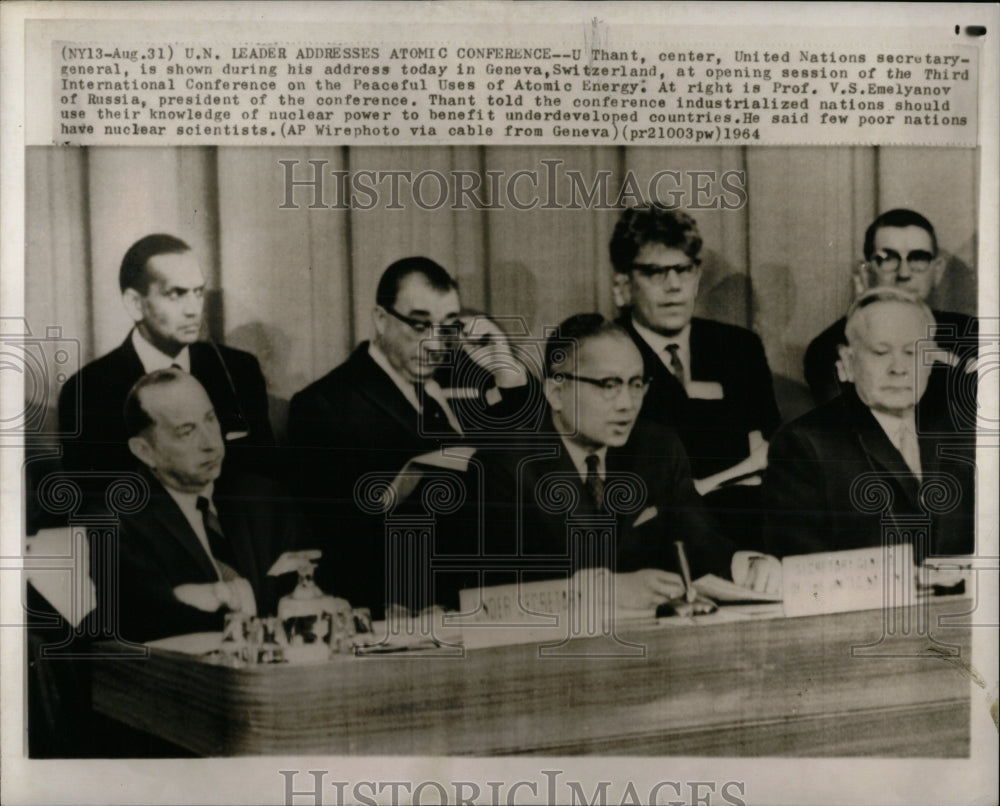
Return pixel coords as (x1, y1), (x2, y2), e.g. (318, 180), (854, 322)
(764, 288), (975, 561)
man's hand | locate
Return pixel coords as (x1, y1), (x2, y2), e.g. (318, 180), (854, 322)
(730, 552), (782, 595)
(459, 314), (528, 389)
(612, 569), (685, 611)
(173, 579), (256, 614)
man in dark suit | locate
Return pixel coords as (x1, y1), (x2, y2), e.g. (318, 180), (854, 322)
(475, 314), (781, 607)
(803, 209), (978, 430)
(765, 288), (975, 562)
(287, 257), (541, 617)
(58, 234), (274, 485)
(609, 204), (782, 549)
(96, 369), (298, 643)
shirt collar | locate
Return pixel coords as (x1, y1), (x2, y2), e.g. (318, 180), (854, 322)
(368, 341), (420, 411)
(631, 316), (690, 373)
(132, 328), (191, 373)
(869, 408), (917, 448)
(557, 432), (609, 482)
(163, 480), (215, 515)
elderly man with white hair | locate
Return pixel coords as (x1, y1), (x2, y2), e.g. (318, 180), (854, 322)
(763, 287), (975, 562)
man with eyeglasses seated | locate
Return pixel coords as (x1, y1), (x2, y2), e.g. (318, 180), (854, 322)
(803, 209), (978, 430)
(287, 257), (539, 618)
(473, 314), (781, 609)
(610, 204), (782, 550)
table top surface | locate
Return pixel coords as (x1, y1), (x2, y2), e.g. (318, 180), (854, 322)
(92, 596), (976, 757)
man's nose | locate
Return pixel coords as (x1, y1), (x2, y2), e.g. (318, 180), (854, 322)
(612, 384), (637, 409)
(664, 270), (683, 291)
(182, 294), (202, 316)
(197, 421), (224, 450)
(895, 259), (913, 280)
(889, 350), (910, 374)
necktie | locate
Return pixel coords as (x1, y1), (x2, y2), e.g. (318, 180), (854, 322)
(414, 382), (459, 435)
(665, 343), (685, 383)
(896, 424), (922, 481)
(584, 453), (605, 511)
(196, 496), (239, 580)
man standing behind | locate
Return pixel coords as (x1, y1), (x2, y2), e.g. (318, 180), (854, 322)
(101, 370), (299, 643)
(59, 234), (274, 481)
(765, 288), (975, 561)
(803, 208), (977, 426)
(288, 256), (538, 616)
(610, 204), (781, 548)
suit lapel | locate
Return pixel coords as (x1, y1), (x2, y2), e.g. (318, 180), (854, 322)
(115, 333), (147, 381)
(352, 348), (432, 440)
(621, 316), (687, 400)
(145, 484), (220, 581)
(848, 397), (921, 509)
(213, 488), (262, 590)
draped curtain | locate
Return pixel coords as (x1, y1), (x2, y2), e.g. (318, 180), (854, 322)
(25, 145), (979, 437)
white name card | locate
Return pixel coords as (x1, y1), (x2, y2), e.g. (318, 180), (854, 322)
(457, 575), (593, 649)
(782, 544), (915, 618)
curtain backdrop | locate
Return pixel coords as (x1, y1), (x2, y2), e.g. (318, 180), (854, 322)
(26, 145), (979, 438)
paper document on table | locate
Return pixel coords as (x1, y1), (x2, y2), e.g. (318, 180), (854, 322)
(694, 574), (782, 603)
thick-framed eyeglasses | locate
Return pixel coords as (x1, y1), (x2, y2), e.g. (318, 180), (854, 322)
(555, 372), (652, 399)
(869, 248), (935, 275)
(381, 306), (465, 337)
(631, 261), (700, 283)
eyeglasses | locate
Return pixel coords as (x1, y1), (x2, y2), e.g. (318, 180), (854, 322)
(382, 306), (465, 337)
(631, 262), (700, 283)
(555, 372), (652, 399)
(869, 249), (935, 275)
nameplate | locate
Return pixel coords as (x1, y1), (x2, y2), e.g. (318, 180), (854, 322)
(457, 576), (588, 649)
(781, 544), (915, 618)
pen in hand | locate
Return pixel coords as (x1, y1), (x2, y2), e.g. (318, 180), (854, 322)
(675, 541), (697, 604)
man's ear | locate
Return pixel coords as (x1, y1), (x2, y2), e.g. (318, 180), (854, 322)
(612, 273), (632, 308)
(930, 254), (947, 290)
(543, 376), (563, 412)
(128, 435), (156, 470)
(836, 343), (855, 383)
(372, 305), (387, 339)
(122, 289), (145, 324)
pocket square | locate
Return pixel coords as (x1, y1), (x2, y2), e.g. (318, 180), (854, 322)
(633, 506), (659, 527)
(687, 381), (724, 400)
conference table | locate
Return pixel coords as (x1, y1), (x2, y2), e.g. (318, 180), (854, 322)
(91, 597), (973, 757)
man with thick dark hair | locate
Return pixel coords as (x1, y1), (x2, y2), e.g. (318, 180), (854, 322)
(766, 288), (975, 561)
(288, 256), (541, 617)
(803, 208), (978, 428)
(58, 233), (274, 483)
(610, 204), (782, 549)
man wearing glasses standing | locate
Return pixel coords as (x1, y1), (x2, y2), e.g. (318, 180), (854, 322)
(287, 257), (537, 616)
(609, 204), (782, 550)
(803, 208), (978, 423)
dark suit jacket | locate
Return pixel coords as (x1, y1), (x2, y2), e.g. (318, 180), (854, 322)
(474, 419), (736, 583)
(58, 334), (274, 481)
(803, 310), (978, 430)
(287, 342), (543, 615)
(762, 389), (975, 561)
(91, 469), (303, 643)
(619, 315), (782, 479)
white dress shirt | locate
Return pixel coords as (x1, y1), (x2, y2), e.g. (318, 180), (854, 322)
(132, 328), (191, 373)
(558, 435), (608, 483)
(631, 317), (691, 386)
(368, 341), (463, 434)
(870, 409), (922, 478)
